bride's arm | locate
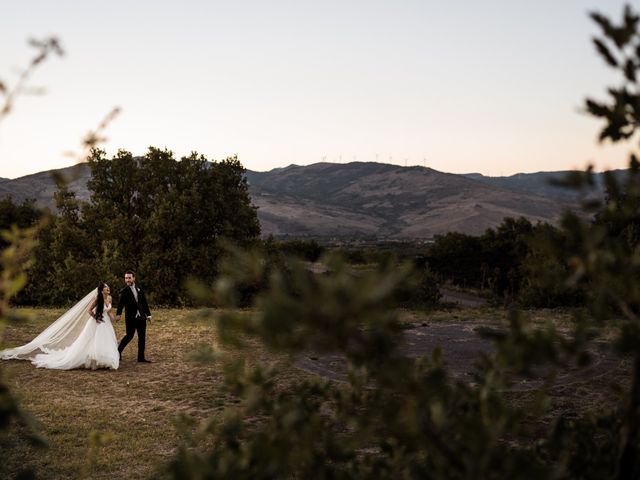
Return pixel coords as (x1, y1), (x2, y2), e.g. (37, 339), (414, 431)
(107, 295), (115, 321)
(87, 298), (97, 317)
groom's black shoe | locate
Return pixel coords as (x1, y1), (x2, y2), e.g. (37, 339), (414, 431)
(138, 358), (152, 363)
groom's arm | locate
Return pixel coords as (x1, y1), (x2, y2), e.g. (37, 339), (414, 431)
(140, 290), (152, 318)
(116, 288), (126, 318)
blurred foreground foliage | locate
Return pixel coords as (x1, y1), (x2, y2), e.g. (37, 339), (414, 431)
(0, 226), (49, 480)
(0, 36), (63, 480)
(169, 6), (640, 479)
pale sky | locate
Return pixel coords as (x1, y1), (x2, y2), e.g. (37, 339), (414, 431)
(0, 0), (636, 179)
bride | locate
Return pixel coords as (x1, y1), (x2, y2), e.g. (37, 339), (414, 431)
(0, 283), (119, 370)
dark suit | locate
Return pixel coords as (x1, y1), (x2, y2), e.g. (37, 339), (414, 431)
(116, 284), (151, 361)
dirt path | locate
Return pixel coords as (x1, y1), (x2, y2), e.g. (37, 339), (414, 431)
(295, 321), (621, 390)
(439, 288), (488, 307)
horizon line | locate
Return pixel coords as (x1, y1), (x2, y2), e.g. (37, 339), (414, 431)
(0, 158), (628, 182)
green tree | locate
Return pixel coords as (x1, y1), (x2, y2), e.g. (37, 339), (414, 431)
(0, 197), (41, 248)
(565, 7), (640, 469)
(425, 231), (483, 285)
(425, 217), (541, 302)
(47, 180), (96, 303)
(85, 148), (145, 272)
(84, 147), (260, 304)
(482, 217), (535, 300)
(517, 223), (584, 308)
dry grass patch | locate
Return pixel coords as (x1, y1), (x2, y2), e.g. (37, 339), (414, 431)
(1, 308), (302, 479)
(1, 306), (627, 478)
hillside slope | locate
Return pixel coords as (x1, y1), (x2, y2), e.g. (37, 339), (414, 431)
(1, 161), (576, 238)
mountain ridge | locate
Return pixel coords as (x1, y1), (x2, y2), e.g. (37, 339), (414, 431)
(0, 161), (610, 238)
(244, 161), (581, 237)
(462, 169), (624, 200)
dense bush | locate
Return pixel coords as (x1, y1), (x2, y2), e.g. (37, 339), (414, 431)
(410, 263), (442, 307)
(0, 197), (41, 230)
(424, 217), (546, 302)
(268, 237), (325, 262)
(517, 224), (585, 308)
(328, 246), (397, 266)
(21, 148), (260, 306)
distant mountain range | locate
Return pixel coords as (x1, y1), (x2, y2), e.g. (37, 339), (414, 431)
(463, 170), (624, 201)
(0, 161), (617, 238)
(246, 162), (588, 238)
(0, 165), (92, 207)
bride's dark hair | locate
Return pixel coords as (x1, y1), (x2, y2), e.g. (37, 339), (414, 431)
(95, 282), (105, 321)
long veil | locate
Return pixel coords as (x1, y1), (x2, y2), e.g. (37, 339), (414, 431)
(1, 289), (97, 360)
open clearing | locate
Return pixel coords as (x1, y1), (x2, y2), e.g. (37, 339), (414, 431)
(1, 307), (627, 479)
(1, 308), (304, 479)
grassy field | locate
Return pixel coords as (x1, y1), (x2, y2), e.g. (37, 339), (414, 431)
(1, 306), (627, 479)
(1, 308), (306, 480)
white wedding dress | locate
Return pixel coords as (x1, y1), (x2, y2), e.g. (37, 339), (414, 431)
(1, 291), (119, 370)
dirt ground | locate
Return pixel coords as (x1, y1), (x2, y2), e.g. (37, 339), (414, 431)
(296, 322), (620, 390)
(295, 308), (624, 392)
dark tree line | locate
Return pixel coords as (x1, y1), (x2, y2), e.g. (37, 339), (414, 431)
(7, 147), (260, 305)
(423, 190), (640, 309)
(421, 217), (573, 306)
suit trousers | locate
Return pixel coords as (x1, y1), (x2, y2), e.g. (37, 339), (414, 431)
(118, 315), (146, 360)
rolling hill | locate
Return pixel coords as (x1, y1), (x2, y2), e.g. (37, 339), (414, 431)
(1, 161), (587, 238)
(246, 162), (572, 238)
(0, 164), (92, 209)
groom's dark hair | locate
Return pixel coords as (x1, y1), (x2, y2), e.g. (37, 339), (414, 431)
(125, 270), (135, 276)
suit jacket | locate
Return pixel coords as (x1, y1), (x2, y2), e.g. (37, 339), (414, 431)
(116, 284), (151, 321)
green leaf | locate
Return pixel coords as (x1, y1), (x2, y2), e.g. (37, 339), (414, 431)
(624, 58), (637, 82)
(593, 38), (618, 67)
(585, 99), (610, 118)
(590, 12), (615, 38)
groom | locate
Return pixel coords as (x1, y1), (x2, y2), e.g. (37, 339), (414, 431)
(116, 270), (153, 363)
